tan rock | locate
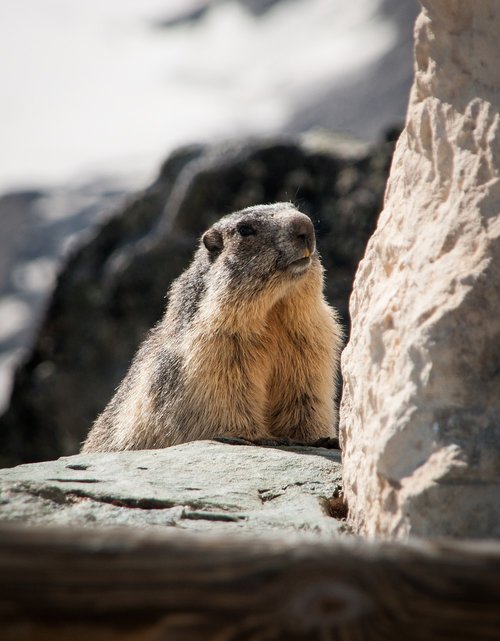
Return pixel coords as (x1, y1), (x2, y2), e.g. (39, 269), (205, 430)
(340, 0), (500, 538)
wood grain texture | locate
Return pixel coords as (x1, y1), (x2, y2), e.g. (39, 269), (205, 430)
(0, 524), (499, 641)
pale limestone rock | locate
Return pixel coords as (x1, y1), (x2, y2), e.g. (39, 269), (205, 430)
(340, 1), (500, 538)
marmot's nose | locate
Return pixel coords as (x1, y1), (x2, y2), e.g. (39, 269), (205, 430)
(294, 217), (315, 254)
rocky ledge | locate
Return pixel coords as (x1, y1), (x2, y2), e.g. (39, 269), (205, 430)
(0, 440), (345, 537)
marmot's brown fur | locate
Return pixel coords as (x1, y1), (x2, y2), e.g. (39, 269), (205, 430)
(82, 203), (343, 452)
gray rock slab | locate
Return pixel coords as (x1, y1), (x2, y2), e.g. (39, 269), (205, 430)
(0, 440), (344, 537)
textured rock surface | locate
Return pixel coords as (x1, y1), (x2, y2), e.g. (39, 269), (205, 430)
(0, 133), (396, 466)
(340, 1), (500, 538)
(0, 440), (344, 536)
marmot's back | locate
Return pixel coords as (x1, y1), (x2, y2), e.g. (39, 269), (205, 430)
(82, 203), (343, 452)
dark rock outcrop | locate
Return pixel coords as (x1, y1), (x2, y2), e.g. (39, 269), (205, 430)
(0, 181), (132, 414)
(0, 133), (396, 466)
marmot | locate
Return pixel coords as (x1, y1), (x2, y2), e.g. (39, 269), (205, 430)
(82, 203), (343, 453)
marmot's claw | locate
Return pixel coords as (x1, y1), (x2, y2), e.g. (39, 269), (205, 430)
(212, 436), (254, 446)
(309, 436), (340, 450)
(214, 436), (341, 450)
(251, 438), (294, 447)
(214, 436), (299, 448)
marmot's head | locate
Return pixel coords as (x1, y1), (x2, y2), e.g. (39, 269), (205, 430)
(200, 203), (321, 300)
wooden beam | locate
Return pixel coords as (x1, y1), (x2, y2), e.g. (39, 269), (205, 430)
(0, 524), (499, 641)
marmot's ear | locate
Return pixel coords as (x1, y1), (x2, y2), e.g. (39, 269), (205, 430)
(202, 228), (223, 253)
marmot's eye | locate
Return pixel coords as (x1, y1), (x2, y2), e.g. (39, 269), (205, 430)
(237, 224), (256, 237)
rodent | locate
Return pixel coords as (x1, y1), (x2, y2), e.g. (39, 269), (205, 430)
(82, 203), (343, 452)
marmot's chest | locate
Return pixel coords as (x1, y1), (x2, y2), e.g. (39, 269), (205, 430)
(184, 316), (311, 382)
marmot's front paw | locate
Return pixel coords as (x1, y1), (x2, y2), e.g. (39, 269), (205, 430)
(215, 435), (341, 450)
(309, 436), (340, 449)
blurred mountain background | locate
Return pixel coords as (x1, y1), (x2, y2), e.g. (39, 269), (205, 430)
(0, 0), (418, 415)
